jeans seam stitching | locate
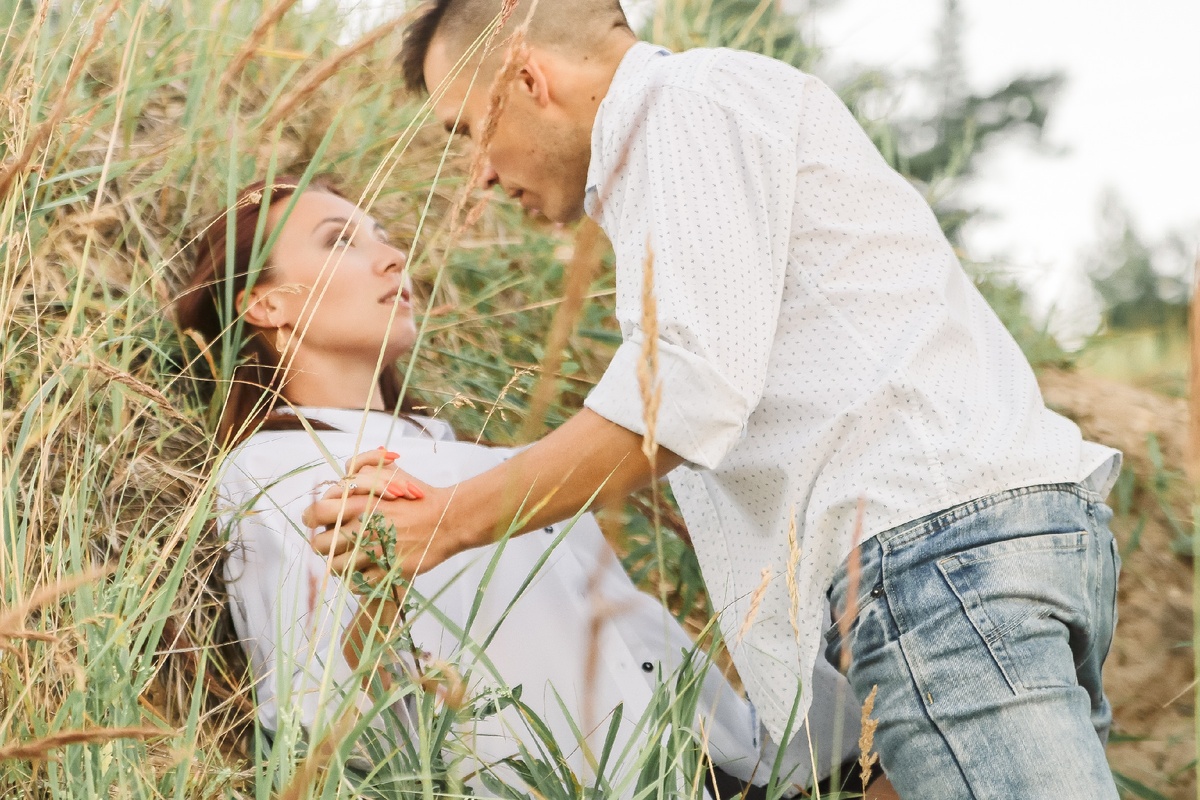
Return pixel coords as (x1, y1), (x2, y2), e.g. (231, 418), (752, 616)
(936, 560), (1020, 694)
(881, 483), (1096, 551)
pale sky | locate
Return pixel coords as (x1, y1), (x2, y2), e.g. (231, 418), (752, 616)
(802, 0), (1200, 336)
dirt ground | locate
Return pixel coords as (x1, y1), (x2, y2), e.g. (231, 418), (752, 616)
(1039, 368), (1195, 798)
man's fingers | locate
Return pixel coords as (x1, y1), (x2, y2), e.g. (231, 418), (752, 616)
(302, 494), (371, 530)
(329, 550), (379, 575)
(310, 527), (356, 558)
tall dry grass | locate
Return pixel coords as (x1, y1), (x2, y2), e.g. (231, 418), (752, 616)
(0, 0), (840, 796)
(11, 0), (1158, 796)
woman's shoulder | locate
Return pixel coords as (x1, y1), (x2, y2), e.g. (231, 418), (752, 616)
(220, 409), (453, 485)
(218, 428), (336, 499)
(398, 413), (456, 442)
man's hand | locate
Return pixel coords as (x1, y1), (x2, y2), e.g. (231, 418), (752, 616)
(304, 409), (683, 583)
(303, 449), (463, 581)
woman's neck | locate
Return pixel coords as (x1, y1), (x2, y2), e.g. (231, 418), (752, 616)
(278, 350), (387, 411)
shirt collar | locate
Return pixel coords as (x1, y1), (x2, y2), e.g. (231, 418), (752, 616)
(278, 406), (426, 437)
(584, 41), (670, 214)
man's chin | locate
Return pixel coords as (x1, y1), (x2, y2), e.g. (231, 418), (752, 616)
(541, 201), (585, 225)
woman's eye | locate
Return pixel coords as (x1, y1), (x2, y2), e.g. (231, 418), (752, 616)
(331, 234), (353, 248)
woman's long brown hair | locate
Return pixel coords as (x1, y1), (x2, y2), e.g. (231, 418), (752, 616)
(174, 176), (412, 447)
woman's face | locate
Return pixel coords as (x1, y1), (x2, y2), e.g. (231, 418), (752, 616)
(255, 189), (417, 363)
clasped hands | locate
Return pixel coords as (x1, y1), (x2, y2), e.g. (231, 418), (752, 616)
(303, 447), (463, 587)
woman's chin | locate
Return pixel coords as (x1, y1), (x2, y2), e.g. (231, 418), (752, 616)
(383, 339), (417, 363)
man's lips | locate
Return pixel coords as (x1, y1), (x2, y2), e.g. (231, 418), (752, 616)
(509, 188), (540, 216)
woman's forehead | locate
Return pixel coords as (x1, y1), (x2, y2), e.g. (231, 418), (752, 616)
(271, 190), (376, 234)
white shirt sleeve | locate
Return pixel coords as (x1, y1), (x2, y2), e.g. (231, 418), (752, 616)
(584, 81), (795, 470)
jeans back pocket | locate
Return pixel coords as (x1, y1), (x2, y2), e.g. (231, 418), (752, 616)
(937, 530), (1089, 693)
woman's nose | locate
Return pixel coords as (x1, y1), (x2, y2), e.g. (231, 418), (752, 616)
(377, 244), (408, 274)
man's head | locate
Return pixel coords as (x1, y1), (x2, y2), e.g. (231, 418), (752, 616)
(401, 0), (636, 223)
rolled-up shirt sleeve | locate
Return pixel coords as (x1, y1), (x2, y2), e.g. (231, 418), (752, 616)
(584, 79), (796, 470)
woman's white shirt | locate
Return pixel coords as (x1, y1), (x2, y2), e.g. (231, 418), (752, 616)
(217, 407), (860, 792)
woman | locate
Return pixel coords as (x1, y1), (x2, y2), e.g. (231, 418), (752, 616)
(174, 176), (874, 797)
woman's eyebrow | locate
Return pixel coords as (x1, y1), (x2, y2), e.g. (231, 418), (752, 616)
(315, 216), (352, 232)
(315, 216), (387, 236)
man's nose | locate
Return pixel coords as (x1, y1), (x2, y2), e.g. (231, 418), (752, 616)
(477, 160), (500, 190)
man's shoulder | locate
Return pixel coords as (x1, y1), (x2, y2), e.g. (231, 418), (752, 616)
(602, 45), (813, 137)
(643, 46), (810, 98)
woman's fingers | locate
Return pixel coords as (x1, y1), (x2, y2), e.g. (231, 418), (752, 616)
(310, 526), (354, 558)
(322, 464), (423, 501)
(312, 526), (387, 574)
(344, 447), (400, 476)
(320, 449), (426, 502)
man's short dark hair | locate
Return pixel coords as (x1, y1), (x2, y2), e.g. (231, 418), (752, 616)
(400, 0), (630, 96)
(401, 0), (454, 95)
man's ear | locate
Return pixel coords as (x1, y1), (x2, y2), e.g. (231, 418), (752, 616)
(516, 52), (553, 107)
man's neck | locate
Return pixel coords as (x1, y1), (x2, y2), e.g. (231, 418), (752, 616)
(550, 30), (638, 123)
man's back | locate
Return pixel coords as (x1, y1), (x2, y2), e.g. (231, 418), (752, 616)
(582, 42), (1118, 738)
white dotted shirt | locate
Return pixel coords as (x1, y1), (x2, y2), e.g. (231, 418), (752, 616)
(582, 42), (1121, 742)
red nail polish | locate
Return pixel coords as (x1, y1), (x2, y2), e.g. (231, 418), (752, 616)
(407, 482), (425, 499)
(386, 451), (401, 460)
(388, 481), (407, 496)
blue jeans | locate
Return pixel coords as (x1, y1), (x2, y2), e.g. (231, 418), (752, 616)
(824, 483), (1120, 800)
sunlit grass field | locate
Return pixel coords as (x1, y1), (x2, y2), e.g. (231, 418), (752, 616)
(0, 1), (835, 796)
(1, 0), (1195, 798)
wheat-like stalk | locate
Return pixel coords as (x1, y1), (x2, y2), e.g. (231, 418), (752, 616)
(0, 0), (121, 197)
(262, 15), (409, 131)
(785, 508), (802, 643)
(637, 239), (662, 470)
(858, 684), (880, 790)
(518, 218), (604, 441)
(217, 0), (302, 91)
(0, 727), (170, 762)
(735, 567), (772, 645)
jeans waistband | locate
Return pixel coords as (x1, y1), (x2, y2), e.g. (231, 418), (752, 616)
(877, 482), (1102, 551)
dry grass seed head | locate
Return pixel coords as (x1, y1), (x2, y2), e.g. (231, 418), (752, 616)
(0, 726), (170, 763)
(735, 567), (772, 645)
(636, 239), (661, 469)
(858, 684), (880, 789)
(785, 509), (801, 643)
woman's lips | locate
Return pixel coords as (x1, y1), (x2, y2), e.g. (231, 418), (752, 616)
(379, 287), (411, 305)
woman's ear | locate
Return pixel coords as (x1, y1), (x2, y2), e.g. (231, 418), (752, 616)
(239, 285), (283, 330)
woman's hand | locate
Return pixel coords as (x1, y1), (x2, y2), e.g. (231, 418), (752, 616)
(325, 447), (425, 502)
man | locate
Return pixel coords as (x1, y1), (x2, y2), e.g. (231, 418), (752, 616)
(307, 2), (1123, 797)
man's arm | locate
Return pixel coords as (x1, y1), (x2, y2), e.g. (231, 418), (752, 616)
(305, 409), (683, 577)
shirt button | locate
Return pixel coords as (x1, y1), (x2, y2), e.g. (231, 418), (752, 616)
(870, 584), (884, 598)
(641, 662), (654, 673)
